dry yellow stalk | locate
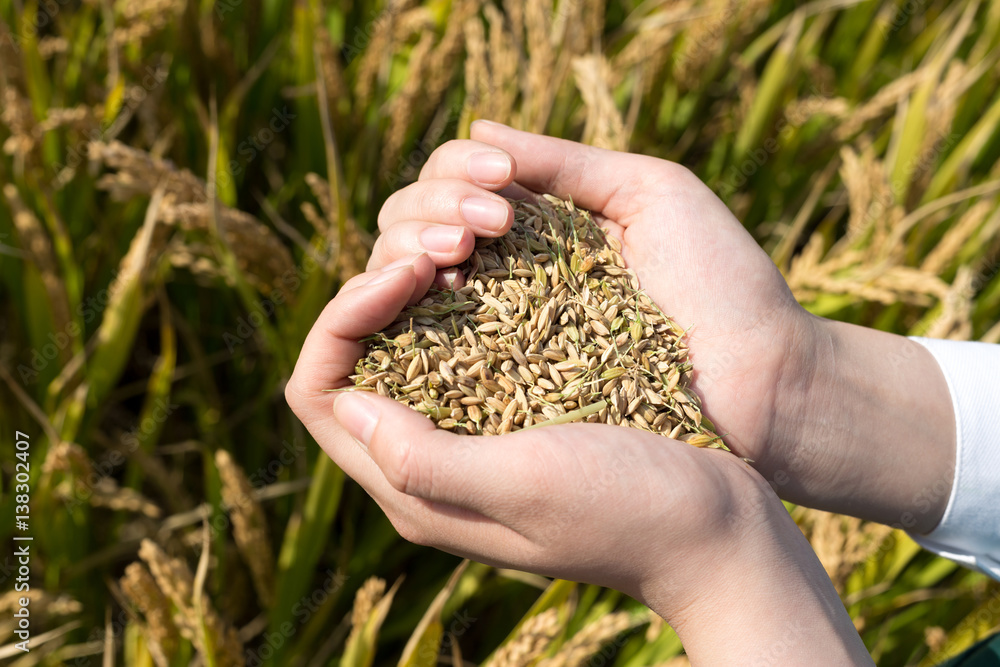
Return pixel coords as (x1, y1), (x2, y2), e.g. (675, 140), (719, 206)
(138, 539), (244, 667)
(355, 0), (417, 104)
(793, 508), (895, 593)
(611, 3), (696, 73)
(921, 200), (994, 276)
(835, 69), (931, 140)
(89, 477), (162, 518)
(37, 105), (101, 134)
(0, 589), (82, 618)
(838, 146), (875, 243)
(351, 195), (722, 446)
(522, 0), (556, 132)
(215, 449), (276, 609)
(981, 319), (1000, 345)
(925, 266), (975, 341)
(381, 31), (436, 177)
(90, 141), (297, 299)
(112, 0), (184, 46)
(120, 562), (181, 663)
(539, 611), (635, 667)
(572, 54), (628, 151)
(1, 86), (36, 160)
(347, 577), (387, 642)
(485, 4), (520, 122)
(2, 184), (72, 349)
(464, 15), (490, 119)
(489, 607), (561, 667)
(424, 0), (479, 110)
(90, 141), (207, 203)
(304, 172), (372, 283)
(673, 0), (768, 89)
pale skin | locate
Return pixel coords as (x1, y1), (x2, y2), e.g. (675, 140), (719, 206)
(285, 121), (956, 665)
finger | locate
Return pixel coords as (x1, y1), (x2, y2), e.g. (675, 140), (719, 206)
(334, 392), (548, 517)
(368, 221), (476, 271)
(285, 254), (434, 422)
(469, 120), (695, 225)
(418, 139), (517, 188)
(378, 178), (513, 236)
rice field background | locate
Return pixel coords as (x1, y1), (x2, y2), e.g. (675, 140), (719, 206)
(1, 0), (999, 664)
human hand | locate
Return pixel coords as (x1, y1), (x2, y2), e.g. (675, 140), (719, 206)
(367, 121), (956, 534)
(284, 263), (871, 665)
(368, 123), (811, 486)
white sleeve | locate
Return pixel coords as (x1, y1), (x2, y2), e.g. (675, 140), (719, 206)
(906, 337), (1000, 581)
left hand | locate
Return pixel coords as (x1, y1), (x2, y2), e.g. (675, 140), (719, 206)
(284, 258), (872, 665)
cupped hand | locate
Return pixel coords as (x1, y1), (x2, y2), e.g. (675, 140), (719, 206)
(284, 262), (871, 665)
(285, 258), (747, 603)
(368, 121), (821, 485)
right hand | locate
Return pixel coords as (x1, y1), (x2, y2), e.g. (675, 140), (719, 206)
(370, 121), (957, 534)
(369, 121), (818, 483)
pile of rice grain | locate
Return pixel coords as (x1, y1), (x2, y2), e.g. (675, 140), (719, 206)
(351, 194), (724, 448)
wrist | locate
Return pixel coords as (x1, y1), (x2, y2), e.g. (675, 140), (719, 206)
(769, 317), (956, 532)
(640, 460), (871, 665)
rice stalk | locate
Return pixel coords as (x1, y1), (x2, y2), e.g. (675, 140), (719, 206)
(137, 539), (244, 667)
(120, 563), (181, 665)
(487, 607), (561, 667)
(216, 450), (277, 610)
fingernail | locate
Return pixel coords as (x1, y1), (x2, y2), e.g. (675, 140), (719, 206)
(419, 226), (465, 253)
(461, 197), (509, 231)
(334, 392), (380, 449)
(368, 265), (409, 286)
(467, 151), (511, 185)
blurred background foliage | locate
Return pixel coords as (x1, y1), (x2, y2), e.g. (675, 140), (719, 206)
(1, 0), (999, 664)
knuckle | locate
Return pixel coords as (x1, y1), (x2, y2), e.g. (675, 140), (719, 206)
(377, 188), (404, 230)
(413, 183), (446, 218)
(654, 159), (698, 186)
(439, 139), (464, 157)
(420, 140), (467, 180)
(384, 439), (430, 497)
(366, 237), (389, 270)
(283, 378), (303, 412)
(391, 517), (429, 546)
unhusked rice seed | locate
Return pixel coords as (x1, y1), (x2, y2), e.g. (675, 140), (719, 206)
(349, 194), (725, 448)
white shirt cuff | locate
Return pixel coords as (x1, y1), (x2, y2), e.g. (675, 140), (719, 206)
(906, 337), (1000, 581)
